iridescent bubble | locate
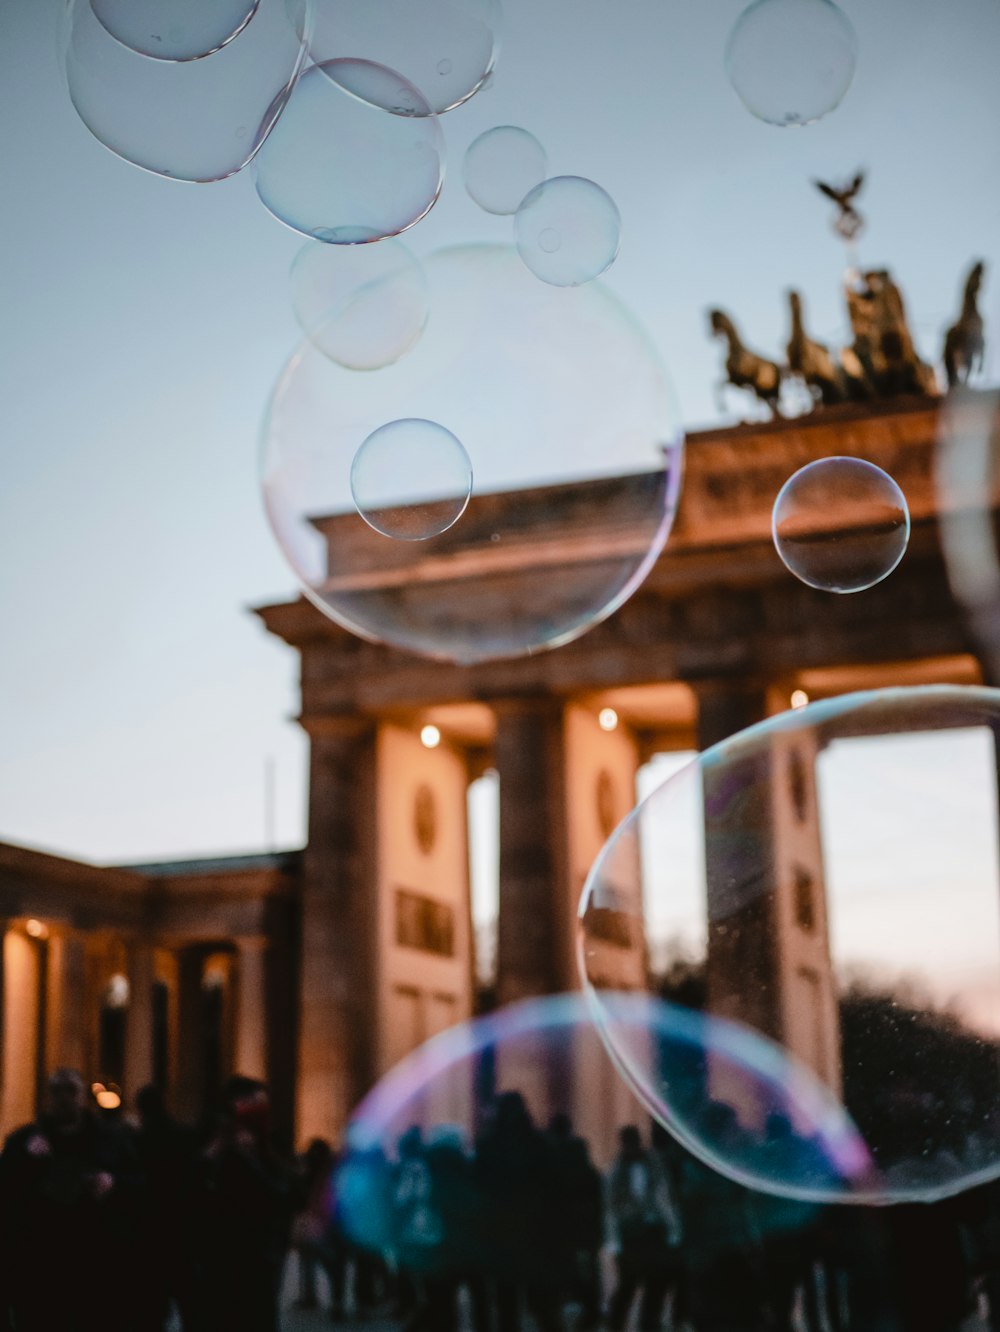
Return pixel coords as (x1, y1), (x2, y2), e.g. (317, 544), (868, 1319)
(284, 0), (499, 115)
(62, 0), (306, 182)
(253, 60), (444, 242)
(580, 685), (1000, 1204)
(351, 419), (472, 540)
(290, 239), (429, 371)
(725, 0), (858, 128)
(261, 244), (682, 664)
(772, 457), (910, 593)
(89, 0), (259, 61)
(336, 992), (868, 1275)
(463, 126), (547, 216)
(515, 176), (621, 288)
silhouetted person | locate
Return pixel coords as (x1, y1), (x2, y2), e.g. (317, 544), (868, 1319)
(475, 1092), (565, 1332)
(133, 1084), (200, 1331)
(606, 1124), (679, 1332)
(292, 1138), (336, 1313)
(676, 1104), (766, 1332)
(0, 1068), (142, 1332)
(547, 1115), (604, 1331)
(751, 1113), (825, 1332)
(197, 1075), (292, 1332)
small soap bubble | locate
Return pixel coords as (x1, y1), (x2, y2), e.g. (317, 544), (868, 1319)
(253, 60), (444, 242)
(580, 685), (1000, 1204)
(290, 239), (429, 371)
(89, 0), (259, 61)
(351, 419), (473, 540)
(772, 457), (910, 593)
(285, 0), (499, 115)
(725, 0), (858, 127)
(63, 0), (305, 182)
(463, 126), (548, 216)
(515, 176), (620, 287)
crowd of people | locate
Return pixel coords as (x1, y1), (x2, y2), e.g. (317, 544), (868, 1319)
(4, 1069), (1000, 1331)
(317, 1092), (1000, 1332)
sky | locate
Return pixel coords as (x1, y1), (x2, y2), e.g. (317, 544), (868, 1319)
(3, 0), (1000, 872)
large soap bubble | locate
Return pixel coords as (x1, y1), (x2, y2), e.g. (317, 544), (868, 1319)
(89, 0), (259, 61)
(284, 0), (500, 115)
(253, 60), (444, 242)
(515, 177), (621, 288)
(580, 685), (1000, 1204)
(261, 244), (682, 664)
(335, 992), (869, 1285)
(725, 0), (858, 128)
(63, 0), (306, 182)
(772, 457), (910, 593)
(463, 125), (547, 215)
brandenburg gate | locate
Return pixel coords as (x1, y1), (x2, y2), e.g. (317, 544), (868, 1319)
(258, 393), (990, 1144)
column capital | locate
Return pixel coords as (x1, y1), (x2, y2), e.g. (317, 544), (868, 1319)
(234, 936), (269, 955)
(301, 714), (376, 742)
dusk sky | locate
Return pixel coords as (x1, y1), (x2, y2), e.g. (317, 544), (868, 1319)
(3, 0), (1000, 885)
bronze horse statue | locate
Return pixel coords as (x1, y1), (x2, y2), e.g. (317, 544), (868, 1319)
(943, 260), (986, 388)
(709, 309), (784, 417)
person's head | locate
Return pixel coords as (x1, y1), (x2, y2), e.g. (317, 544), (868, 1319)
(136, 1084), (166, 1126)
(221, 1075), (270, 1140)
(303, 1137), (333, 1173)
(619, 1124), (643, 1157)
(548, 1112), (572, 1141)
(45, 1068), (87, 1128)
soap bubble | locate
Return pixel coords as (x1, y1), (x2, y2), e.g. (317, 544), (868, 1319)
(351, 420), (472, 540)
(261, 244), (682, 664)
(515, 177), (621, 287)
(62, 0), (306, 182)
(725, 0), (858, 128)
(772, 457), (910, 593)
(335, 992), (868, 1282)
(253, 60), (444, 242)
(284, 0), (499, 115)
(290, 238), (429, 371)
(463, 126), (547, 215)
(89, 0), (259, 61)
(580, 685), (1000, 1204)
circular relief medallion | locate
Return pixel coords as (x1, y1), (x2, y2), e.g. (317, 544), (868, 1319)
(414, 783), (437, 855)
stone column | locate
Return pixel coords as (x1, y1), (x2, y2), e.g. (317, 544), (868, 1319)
(695, 681), (770, 751)
(695, 680), (782, 1051)
(298, 717), (378, 1145)
(1, 930), (41, 1133)
(45, 932), (87, 1075)
(493, 698), (569, 1006)
(124, 942), (155, 1102)
(234, 938), (268, 1082)
(173, 947), (204, 1125)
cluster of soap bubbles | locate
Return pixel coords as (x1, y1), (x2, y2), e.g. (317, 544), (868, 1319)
(463, 127), (621, 287)
(63, 0), (1000, 1230)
